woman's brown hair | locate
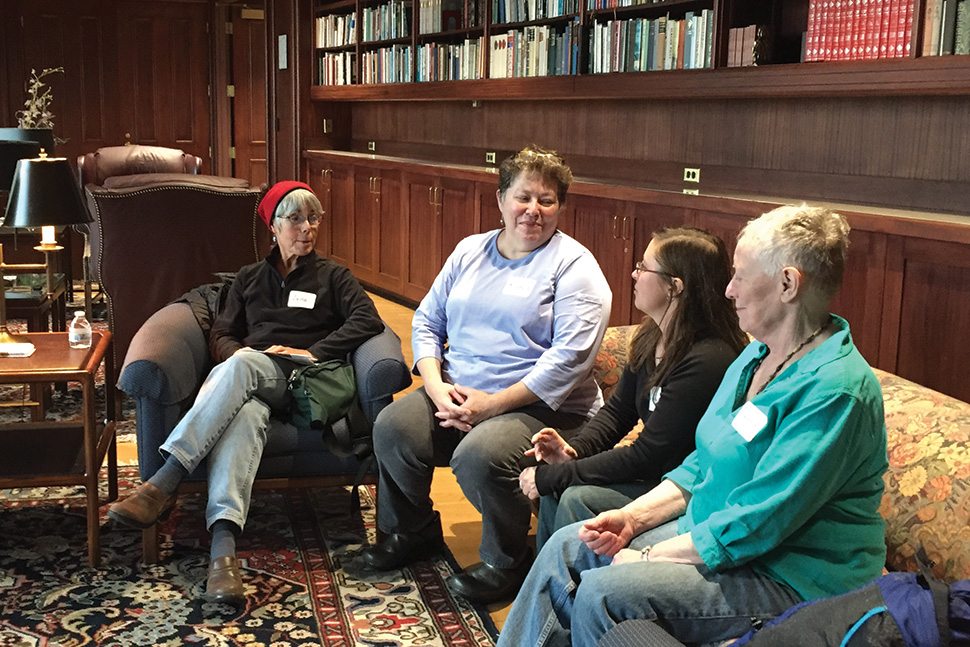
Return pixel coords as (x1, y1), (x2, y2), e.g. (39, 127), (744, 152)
(629, 227), (748, 391)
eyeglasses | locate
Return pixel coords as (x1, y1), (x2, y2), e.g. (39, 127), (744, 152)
(278, 213), (321, 226)
(515, 149), (564, 163)
(634, 261), (672, 278)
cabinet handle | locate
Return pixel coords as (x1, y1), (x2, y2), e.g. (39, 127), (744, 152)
(612, 215), (619, 239)
(428, 186), (434, 205)
(622, 215), (630, 241)
(374, 176), (381, 194)
(434, 186), (441, 206)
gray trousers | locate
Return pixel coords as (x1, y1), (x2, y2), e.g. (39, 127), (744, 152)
(372, 387), (587, 568)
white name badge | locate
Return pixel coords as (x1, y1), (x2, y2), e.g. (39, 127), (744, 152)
(732, 401), (768, 442)
(502, 276), (536, 298)
(287, 290), (316, 309)
(648, 386), (662, 412)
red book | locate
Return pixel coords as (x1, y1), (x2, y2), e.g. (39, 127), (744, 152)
(807, 0), (820, 60)
(887, 0), (900, 58)
(879, 0), (894, 57)
(897, 0), (911, 57)
(834, 0), (847, 60)
(677, 19), (686, 69)
(852, 0), (864, 59)
(820, 0), (832, 59)
(867, 0), (883, 59)
(899, 0), (915, 57)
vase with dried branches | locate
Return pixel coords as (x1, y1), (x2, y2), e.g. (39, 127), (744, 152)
(16, 67), (64, 130)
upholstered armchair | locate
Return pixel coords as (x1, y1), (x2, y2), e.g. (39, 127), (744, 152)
(118, 282), (412, 562)
(84, 173), (267, 367)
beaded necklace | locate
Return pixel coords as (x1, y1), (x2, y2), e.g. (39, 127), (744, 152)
(753, 318), (829, 396)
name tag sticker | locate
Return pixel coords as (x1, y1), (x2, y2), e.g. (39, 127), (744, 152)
(502, 276), (536, 298)
(732, 401), (767, 442)
(648, 386), (662, 412)
(287, 290), (316, 309)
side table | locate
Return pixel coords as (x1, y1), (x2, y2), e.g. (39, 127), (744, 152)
(0, 332), (117, 567)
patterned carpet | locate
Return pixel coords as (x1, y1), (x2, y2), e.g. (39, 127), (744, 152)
(0, 315), (498, 646)
(0, 469), (497, 647)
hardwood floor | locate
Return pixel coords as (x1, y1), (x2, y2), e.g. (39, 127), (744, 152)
(369, 292), (521, 630)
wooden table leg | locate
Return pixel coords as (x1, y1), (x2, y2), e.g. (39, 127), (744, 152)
(83, 373), (101, 567)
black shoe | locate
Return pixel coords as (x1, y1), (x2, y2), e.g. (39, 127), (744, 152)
(360, 524), (444, 571)
(446, 555), (533, 604)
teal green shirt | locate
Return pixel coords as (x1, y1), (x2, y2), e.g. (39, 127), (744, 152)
(665, 315), (887, 601)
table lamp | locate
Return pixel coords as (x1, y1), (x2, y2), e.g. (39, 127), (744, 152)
(0, 154), (92, 344)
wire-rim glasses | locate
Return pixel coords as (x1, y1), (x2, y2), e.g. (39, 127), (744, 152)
(634, 261), (672, 278)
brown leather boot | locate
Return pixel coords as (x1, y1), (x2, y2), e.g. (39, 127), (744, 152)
(204, 556), (245, 605)
(107, 482), (177, 529)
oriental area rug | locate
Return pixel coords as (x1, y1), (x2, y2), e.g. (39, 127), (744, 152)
(0, 319), (497, 647)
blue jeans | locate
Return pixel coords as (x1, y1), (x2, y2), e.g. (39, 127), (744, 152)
(537, 482), (655, 550)
(161, 352), (294, 531)
(496, 520), (801, 647)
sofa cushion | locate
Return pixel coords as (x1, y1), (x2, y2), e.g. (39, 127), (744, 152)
(592, 325), (643, 446)
(875, 367), (970, 583)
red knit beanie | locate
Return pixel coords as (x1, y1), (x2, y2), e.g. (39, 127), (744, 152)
(258, 181), (314, 229)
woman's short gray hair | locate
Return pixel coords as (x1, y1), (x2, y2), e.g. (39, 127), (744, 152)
(739, 204), (850, 300)
(275, 188), (323, 222)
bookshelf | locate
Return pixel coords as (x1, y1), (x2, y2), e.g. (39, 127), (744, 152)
(310, 0), (970, 97)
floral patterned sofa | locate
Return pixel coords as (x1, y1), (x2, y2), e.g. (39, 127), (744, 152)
(591, 325), (970, 584)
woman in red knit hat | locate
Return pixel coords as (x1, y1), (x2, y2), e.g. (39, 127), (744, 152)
(108, 181), (384, 605)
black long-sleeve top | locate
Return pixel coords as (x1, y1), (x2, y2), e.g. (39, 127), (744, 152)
(209, 247), (384, 363)
(534, 337), (740, 496)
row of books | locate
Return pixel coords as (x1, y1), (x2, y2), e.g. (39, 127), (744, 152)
(418, 0), (485, 33)
(361, 45), (413, 83)
(316, 12), (357, 48)
(923, 0), (970, 55)
(492, 0), (579, 26)
(588, 10), (713, 73)
(362, 0), (410, 42)
(586, 0), (673, 10)
(726, 24), (773, 67)
(416, 38), (486, 80)
(804, 0), (912, 61)
(488, 21), (581, 77)
(318, 52), (356, 84)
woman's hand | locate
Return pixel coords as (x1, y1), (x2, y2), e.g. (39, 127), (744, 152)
(577, 509), (638, 557)
(525, 428), (578, 464)
(424, 379), (473, 430)
(263, 345), (316, 361)
(442, 384), (501, 428)
(519, 466), (540, 500)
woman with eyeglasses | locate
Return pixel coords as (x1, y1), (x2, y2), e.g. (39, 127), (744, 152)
(360, 146), (612, 604)
(518, 228), (749, 549)
(108, 181), (383, 604)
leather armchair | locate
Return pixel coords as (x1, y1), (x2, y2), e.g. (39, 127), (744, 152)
(84, 173), (267, 367)
(118, 289), (412, 562)
(77, 145), (202, 186)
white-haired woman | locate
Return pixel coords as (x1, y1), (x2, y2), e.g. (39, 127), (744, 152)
(496, 204), (888, 647)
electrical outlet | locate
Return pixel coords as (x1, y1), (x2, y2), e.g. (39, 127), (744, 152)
(367, 141), (376, 152)
(683, 188), (700, 195)
(683, 167), (700, 183)
(486, 151), (496, 164)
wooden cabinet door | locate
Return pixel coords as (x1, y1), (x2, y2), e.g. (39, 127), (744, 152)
(321, 161), (355, 268)
(568, 195), (635, 327)
(307, 159), (332, 258)
(404, 174), (477, 302)
(405, 174), (442, 302)
(353, 165), (403, 289)
(374, 169), (405, 293)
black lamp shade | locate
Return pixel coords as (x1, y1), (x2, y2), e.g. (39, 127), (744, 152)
(0, 141), (41, 192)
(0, 128), (56, 156)
(2, 156), (92, 227)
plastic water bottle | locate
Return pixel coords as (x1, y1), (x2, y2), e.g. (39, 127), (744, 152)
(68, 310), (92, 349)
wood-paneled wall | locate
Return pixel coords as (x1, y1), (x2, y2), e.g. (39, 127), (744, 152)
(323, 94), (970, 216)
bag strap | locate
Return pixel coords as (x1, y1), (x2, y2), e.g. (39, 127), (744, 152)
(916, 544), (951, 647)
(349, 453), (375, 512)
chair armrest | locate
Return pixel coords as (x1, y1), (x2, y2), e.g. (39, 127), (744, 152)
(118, 302), (210, 405)
(351, 324), (412, 424)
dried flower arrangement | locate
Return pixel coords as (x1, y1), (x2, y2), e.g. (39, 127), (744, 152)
(16, 67), (65, 129)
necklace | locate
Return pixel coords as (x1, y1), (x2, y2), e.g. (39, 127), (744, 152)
(754, 318), (829, 396)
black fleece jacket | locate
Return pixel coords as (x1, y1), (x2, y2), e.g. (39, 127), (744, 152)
(534, 337), (739, 496)
(209, 248), (383, 363)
